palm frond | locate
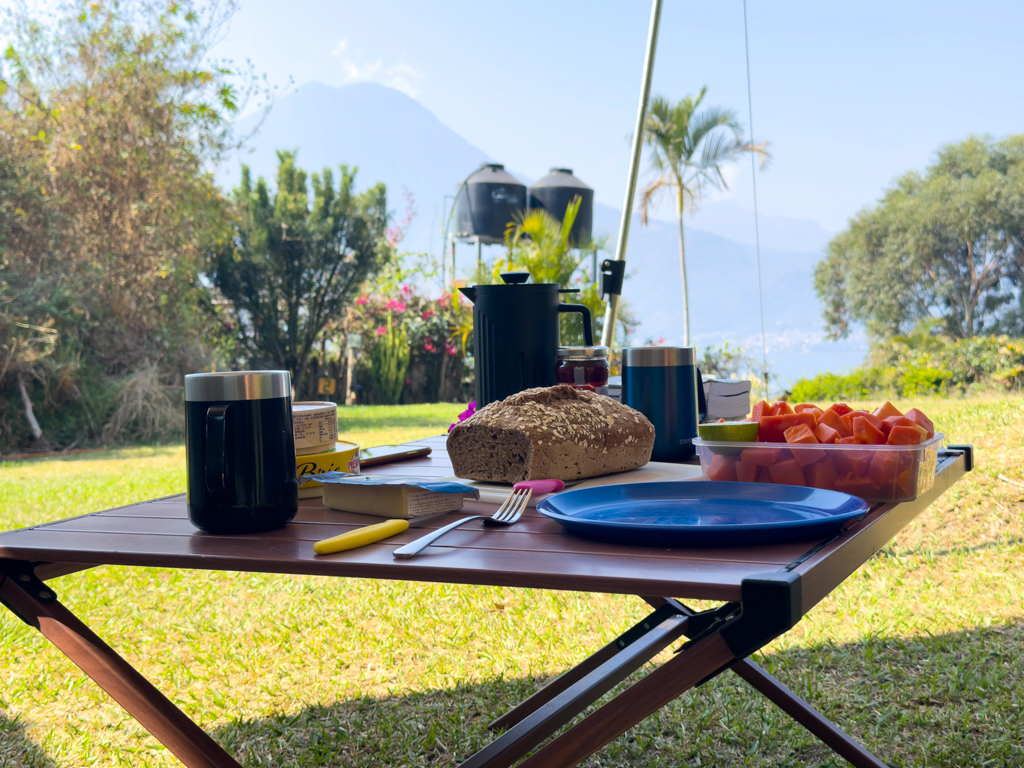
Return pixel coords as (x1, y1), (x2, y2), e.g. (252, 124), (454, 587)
(638, 175), (674, 225)
(689, 108), (741, 148)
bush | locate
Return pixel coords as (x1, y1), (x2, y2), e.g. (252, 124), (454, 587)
(790, 333), (1024, 402)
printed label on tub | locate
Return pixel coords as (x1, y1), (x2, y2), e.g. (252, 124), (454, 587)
(292, 401), (339, 448)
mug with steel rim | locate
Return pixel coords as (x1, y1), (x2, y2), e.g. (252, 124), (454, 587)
(184, 370), (298, 534)
(621, 347), (706, 463)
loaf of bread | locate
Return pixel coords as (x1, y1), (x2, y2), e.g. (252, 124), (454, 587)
(447, 385), (655, 483)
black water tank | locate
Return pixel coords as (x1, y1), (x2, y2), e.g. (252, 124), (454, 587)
(453, 164), (527, 244)
(528, 168), (594, 245)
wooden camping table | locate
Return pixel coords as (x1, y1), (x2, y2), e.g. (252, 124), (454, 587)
(0, 435), (973, 768)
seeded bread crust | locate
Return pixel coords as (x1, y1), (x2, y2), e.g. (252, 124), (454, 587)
(447, 385), (655, 483)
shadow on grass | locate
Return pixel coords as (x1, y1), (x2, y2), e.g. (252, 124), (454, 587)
(0, 710), (56, 768)
(202, 621), (1024, 768)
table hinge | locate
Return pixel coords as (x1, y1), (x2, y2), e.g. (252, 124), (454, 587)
(0, 561), (58, 626)
(674, 601), (741, 653)
(615, 602), (686, 651)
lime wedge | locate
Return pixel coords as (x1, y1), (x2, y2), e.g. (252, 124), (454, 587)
(698, 421), (759, 442)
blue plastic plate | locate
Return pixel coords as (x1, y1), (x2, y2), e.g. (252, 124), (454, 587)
(536, 481), (870, 546)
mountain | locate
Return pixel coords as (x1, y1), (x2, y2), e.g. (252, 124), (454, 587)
(225, 81), (492, 255)
(224, 81), (866, 388)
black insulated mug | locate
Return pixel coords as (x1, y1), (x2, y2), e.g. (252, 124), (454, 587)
(184, 371), (298, 534)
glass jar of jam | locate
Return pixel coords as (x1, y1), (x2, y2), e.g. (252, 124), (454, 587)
(556, 346), (610, 394)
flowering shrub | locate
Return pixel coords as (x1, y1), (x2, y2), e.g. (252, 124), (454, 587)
(348, 274), (470, 404)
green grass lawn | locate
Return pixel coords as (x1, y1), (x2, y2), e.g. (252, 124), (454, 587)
(1, 398), (1021, 766)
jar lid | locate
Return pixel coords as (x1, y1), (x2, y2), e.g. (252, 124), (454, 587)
(557, 346), (609, 359)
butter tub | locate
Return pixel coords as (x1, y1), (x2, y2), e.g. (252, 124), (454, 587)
(295, 441), (360, 499)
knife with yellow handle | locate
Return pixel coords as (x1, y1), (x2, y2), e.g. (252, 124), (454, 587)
(313, 519), (410, 555)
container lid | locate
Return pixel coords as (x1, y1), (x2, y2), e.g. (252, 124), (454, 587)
(622, 346), (695, 367)
(465, 163), (525, 187)
(185, 371), (291, 402)
(529, 167), (593, 191)
(557, 346), (609, 359)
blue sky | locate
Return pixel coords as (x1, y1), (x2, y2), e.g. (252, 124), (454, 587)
(212, 0), (1024, 233)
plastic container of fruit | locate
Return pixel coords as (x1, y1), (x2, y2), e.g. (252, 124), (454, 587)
(693, 433), (945, 503)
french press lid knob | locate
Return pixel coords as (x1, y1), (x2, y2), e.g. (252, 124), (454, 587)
(500, 271), (530, 285)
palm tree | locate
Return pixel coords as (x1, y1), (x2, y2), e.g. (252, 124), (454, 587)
(639, 87), (771, 346)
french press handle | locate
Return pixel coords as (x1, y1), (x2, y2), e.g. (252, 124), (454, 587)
(557, 304), (594, 346)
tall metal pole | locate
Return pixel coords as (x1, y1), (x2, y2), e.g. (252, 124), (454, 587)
(601, 0), (663, 348)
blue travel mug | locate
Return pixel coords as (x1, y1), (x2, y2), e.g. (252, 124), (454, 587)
(622, 347), (706, 462)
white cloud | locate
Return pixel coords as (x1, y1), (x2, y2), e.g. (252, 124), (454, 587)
(331, 37), (424, 98)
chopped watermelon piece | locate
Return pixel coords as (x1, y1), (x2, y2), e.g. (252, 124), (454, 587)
(834, 474), (881, 498)
(852, 415), (887, 445)
(818, 408), (852, 438)
(904, 408), (935, 438)
(740, 446), (784, 466)
(841, 410), (882, 435)
(873, 401), (903, 421)
(793, 404), (823, 422)
(826, 403), (854, 417)
(881, 415), (918, 436)
(868, 450), (915, 484)
(706, 453), (738, 482)
(887, 424), (927, 445)
(833, 442), (872, 476)
(805, 458), (839, 490)
(783, 423), (826, 466)
(756, 466), (773, 483)
(758, 412), (817, 443)
(814, 423), (841, 444)
(769, 400), (795, 416)
(749, 400), (771, 422)
(735, 461), (759, 483)
(769, 459), (806, 486)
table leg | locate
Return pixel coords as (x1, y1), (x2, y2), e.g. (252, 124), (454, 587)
(647, 596), (891, 768)
(488, 602), (683, 732)
(513, 630), (736, 768)
(458, 609), (693, 768)
(732, 659), (889, 768)
(0, 567), (241, 768)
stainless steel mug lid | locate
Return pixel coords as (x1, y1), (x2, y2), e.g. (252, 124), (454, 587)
(185, 371), (291, 402)
(622, 346), (696, 367)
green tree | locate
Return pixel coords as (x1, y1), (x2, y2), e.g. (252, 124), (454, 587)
(816, 135), (1024, 341)
(210, 152), (390, 395)
(0, 0), (248, 448)
(639, 88), (770, 346)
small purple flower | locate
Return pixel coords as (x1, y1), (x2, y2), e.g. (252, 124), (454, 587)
(448, 400), (477, 432)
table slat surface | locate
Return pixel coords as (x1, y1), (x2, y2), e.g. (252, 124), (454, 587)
(0, 434), (963, 602)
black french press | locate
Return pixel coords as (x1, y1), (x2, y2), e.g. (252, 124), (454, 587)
(459, 272), (593, 406)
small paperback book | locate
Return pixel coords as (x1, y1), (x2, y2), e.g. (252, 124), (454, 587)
(306, 472), (480, 519)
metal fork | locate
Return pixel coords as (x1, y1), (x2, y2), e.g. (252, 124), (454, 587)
(392, 488), (531, 560)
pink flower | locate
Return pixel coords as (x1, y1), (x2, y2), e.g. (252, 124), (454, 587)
(424, 340), (435, 352)
(422, 309), (435, 320)
(386, 299), (406, 312)
(376, 327), (387, 336)
(401, 284), (413, 296)
(448, 401), (476, 432)
(356, 295), (368, 306)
